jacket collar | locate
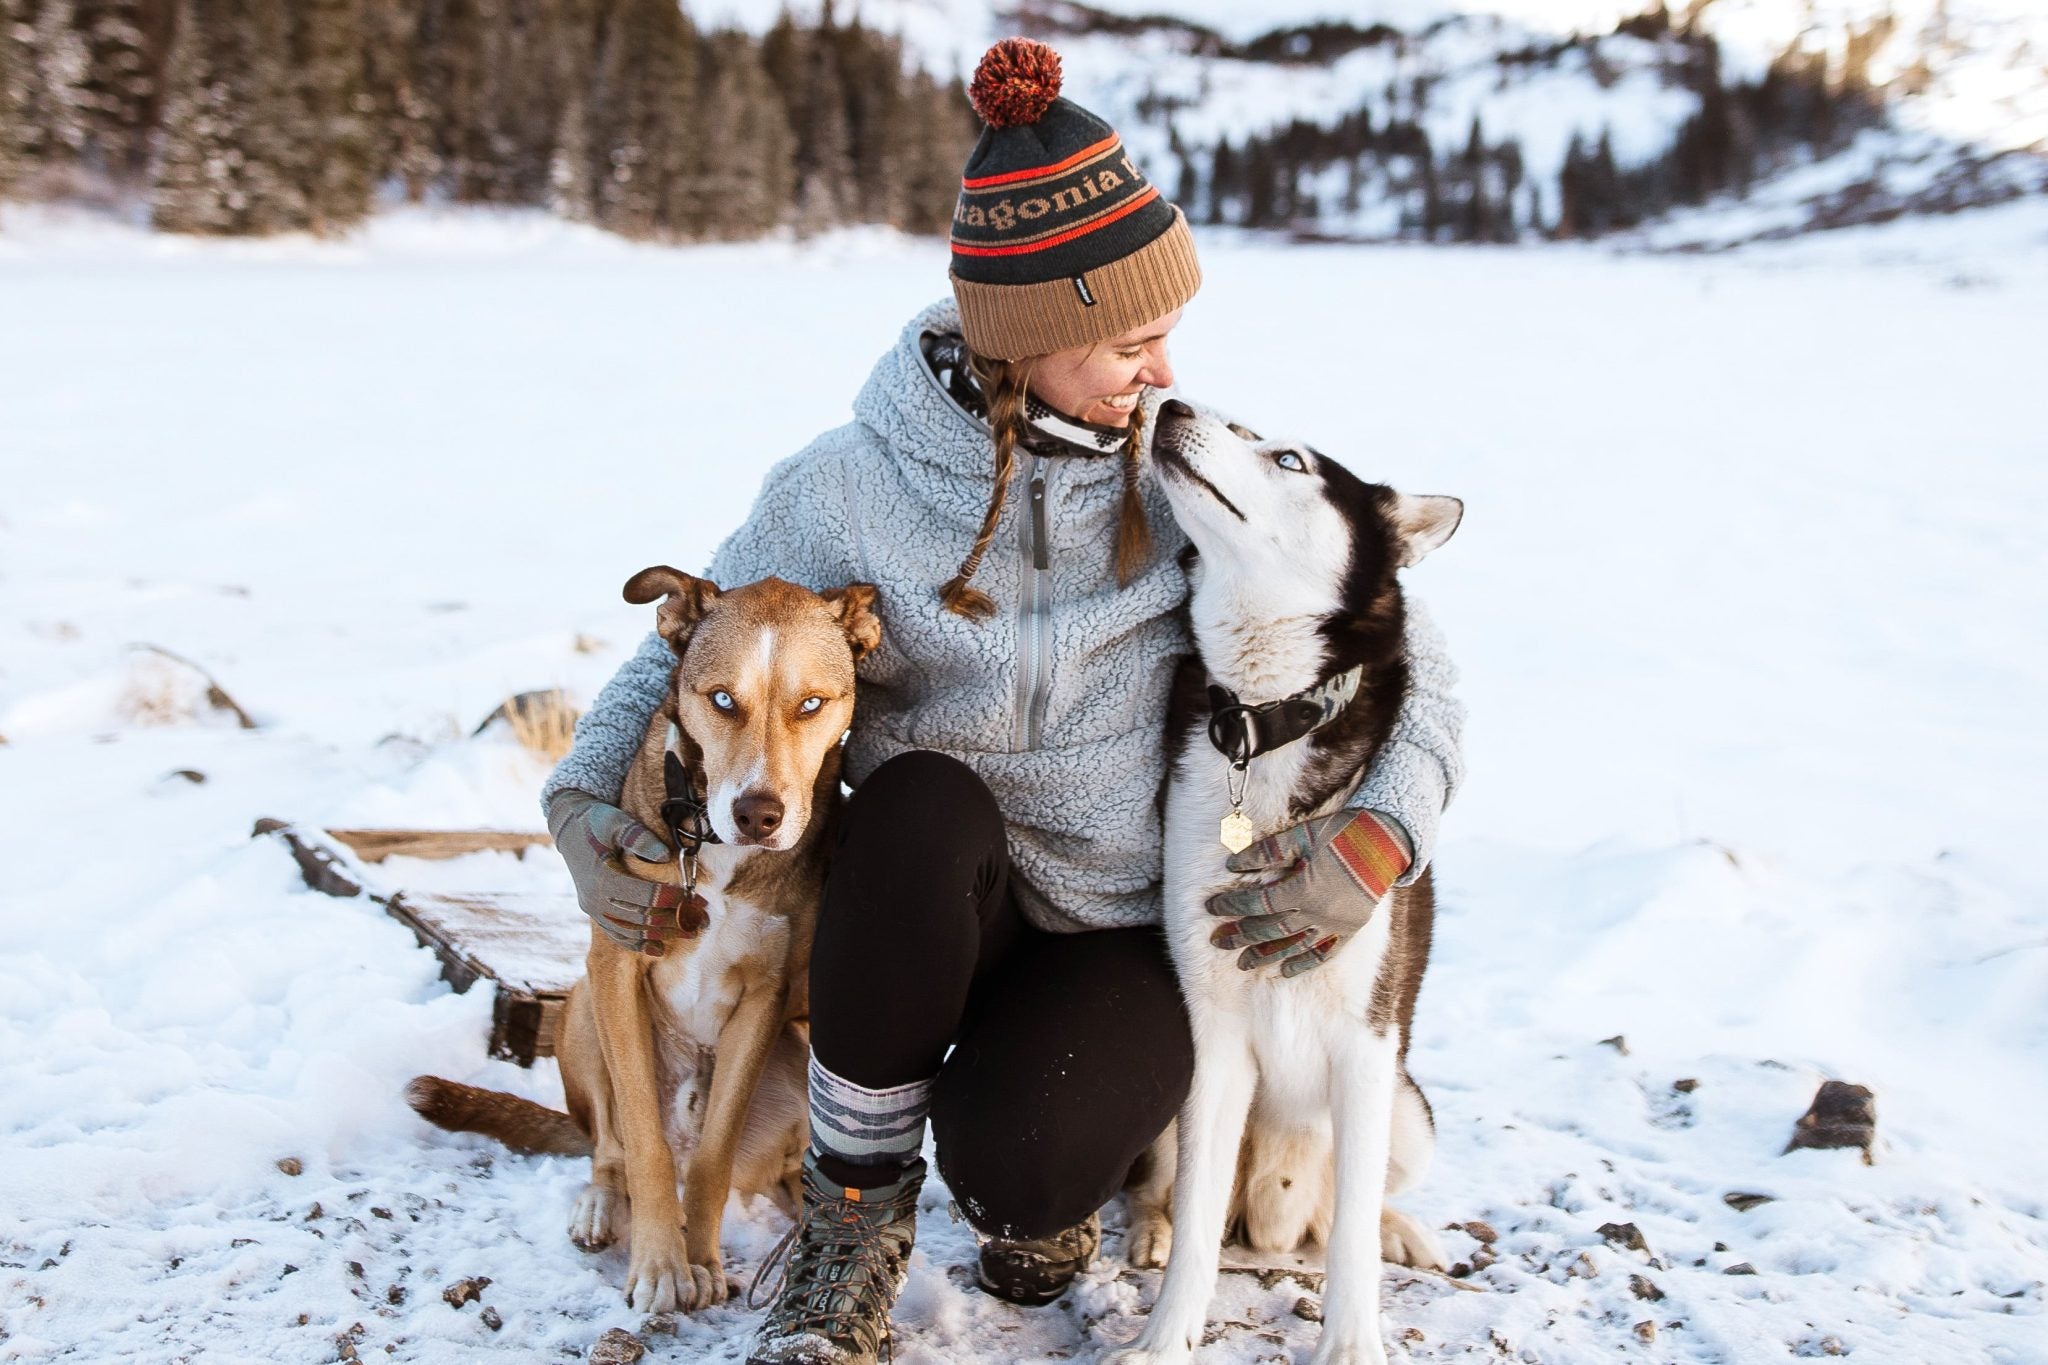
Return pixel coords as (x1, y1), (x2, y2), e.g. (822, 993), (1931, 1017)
(852, 299), (1163, 536)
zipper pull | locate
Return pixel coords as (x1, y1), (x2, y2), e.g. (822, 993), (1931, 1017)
(1029, 475), (1049, 570)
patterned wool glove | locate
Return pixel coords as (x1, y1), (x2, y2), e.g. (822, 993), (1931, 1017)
(547, 790), (686, 956)
(1207, 809), (1413, 978)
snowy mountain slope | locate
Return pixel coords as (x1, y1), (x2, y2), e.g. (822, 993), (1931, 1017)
(695, 0), (2048, 242)
(2, 203), (2045, 1362)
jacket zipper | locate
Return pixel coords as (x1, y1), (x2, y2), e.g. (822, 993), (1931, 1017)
(1014, 454), (1054, 751)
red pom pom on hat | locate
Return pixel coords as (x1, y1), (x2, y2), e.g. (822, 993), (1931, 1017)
(970, 37), (1063, 129)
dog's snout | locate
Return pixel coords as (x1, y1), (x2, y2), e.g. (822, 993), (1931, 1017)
(731, 792), (785, 840)
(1159, 398), (1194, 422)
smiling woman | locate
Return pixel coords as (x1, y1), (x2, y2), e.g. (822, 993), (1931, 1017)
(537, 35), (1464, 1365)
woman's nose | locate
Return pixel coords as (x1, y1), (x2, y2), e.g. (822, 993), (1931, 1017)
(1141, 350), (1175, 391)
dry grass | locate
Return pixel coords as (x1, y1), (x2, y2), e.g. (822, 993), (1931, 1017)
(487, 689), (581, 763)
(121, 645), (257, 729)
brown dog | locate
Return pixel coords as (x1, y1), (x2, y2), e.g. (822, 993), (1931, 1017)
(410, 568), (881, 1313)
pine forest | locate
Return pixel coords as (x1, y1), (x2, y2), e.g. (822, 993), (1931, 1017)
(0, 0), (979, 240)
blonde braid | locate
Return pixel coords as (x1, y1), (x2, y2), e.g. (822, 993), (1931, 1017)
(939, 354), (1035, 621)
(1113, 400), (1154, 587)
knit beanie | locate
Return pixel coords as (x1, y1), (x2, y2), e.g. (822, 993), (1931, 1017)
(949, 39), (1202, 362)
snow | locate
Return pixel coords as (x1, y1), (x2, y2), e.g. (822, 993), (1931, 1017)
(3, 201), (2047, 1362)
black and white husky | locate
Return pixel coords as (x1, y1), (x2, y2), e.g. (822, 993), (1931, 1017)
(1110, 401), (1462, 1365)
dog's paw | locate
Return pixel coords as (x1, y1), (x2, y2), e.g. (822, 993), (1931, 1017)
(1125, 1211), (1173, 1269)
(1379, 1207), (1446, 1271)
(680, 1257), (731, 1312)
(1100, 1343), (1192, 1365)
(1308, 1341), (1389, 1365)
(568, 1183), (623, 1250)
(624, 1238), (693, 1314)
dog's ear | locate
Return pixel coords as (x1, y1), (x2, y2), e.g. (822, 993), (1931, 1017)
(623, 566), (721, 650)
(819, 583), (883, 663)
(1391, 495), (1463, 567)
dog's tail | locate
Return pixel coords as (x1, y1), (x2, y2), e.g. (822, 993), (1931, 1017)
(405, 1075), (593, 1157)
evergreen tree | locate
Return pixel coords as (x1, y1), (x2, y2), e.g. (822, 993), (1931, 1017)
(695, 29), (790, 238)
(538, 0), (595, 218)
(419, 0), (485, 200)
(652, 12), (702, 235)
(150, 0), (234, 231)
(548, 78), (595, 221)
(758, 7), (805, 157)
(234, 0), (307, 231)
(896, 70), (969, 235)
(150, 0), (307, 235)
(363, 0), (437, 202)
(22, 0), (94, 176)
(295, 0), (372, 232)
(590, 0), (694, 238)
(829, 14), (902, 224)
(73, 0), (155, 180)
(789, 6), (850, 234)
(0, 0), (25, 196)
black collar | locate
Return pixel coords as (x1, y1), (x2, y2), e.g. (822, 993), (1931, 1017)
(660, 742), (721, 852)
(1206, 665), (1363, 767)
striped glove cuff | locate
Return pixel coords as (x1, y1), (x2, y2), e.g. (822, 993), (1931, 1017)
(1327, 810), (1413, 901)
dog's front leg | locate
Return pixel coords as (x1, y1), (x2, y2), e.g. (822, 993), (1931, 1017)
(1106, 1010), (1255, 1365)
(586, 938), (690, 1314)
(1312, 1030), (1400, 1365)
(678, 982), (783, 1310)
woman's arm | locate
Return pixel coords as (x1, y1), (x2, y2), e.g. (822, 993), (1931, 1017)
(539, 437), (863, 812)
(1345, 595), (1464, 885)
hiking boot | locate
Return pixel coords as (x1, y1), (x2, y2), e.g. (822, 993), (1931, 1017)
(976, 1210), (1101, 1306)
(746, 1152), (925, 1365)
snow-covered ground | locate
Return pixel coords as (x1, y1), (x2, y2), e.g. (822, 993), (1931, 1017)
(3, 201), (2046, 1363)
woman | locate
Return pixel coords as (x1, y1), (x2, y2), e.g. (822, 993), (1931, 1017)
(542, 39), (1463, 1365)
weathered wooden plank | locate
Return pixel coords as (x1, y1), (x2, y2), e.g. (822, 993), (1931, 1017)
(255, 820), (585, 1066)
(388, 890), (587, 998)
(325, 828), (552, 863)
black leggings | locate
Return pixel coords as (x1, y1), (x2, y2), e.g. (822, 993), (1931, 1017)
(808, 750), (1195, 1241)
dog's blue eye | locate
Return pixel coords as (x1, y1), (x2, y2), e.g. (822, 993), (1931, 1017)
(711, 690), (736, 712)
(799, 697), (823, 714)
(1274, 450), (1307, 472)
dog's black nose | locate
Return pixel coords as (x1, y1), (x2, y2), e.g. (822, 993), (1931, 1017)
(732, 793), (784, 840)
(1158, 398), (1194, 421)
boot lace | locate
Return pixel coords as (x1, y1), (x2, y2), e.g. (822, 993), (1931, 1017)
(748, 1183), (912, 1363)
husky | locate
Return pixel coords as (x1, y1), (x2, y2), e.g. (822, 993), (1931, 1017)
(1109, 400), (1461, 1365)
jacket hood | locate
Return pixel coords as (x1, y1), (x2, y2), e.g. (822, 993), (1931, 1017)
(852, 298), (1164, 544)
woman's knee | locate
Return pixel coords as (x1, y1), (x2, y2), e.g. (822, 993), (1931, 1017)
(929, 931), (1194, 1240)
(932, 1096), (1124, 1240)
(845, 750), (999, 838)
(835, 752), (1001, 880)
(824, 750), (1006, 931)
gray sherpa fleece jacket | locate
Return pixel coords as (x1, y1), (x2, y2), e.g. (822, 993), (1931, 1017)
(544, 298), (1464, 933)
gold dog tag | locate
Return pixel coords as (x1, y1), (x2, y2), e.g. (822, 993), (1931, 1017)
(1220, 808), (1256, 854)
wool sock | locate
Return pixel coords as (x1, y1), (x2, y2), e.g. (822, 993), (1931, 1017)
(808, 1056), (933, 1190)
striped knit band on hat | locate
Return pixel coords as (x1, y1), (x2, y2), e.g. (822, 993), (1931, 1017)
(949, 38), (1201, 362)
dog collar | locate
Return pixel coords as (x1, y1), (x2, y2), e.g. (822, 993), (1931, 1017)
(660, 727), (722, 853)
(1206, 665), (1364, 767)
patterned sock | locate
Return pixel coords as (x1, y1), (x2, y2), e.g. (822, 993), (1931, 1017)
(808, 1057), (932, 1185)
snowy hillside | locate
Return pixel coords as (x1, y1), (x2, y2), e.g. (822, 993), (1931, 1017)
(3, 203), (2045, 1362)
(703, 0), (2048, 243)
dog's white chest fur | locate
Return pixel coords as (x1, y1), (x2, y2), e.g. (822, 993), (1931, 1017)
(1164, 740), (1393, 1058)
(646, 847), (788, 1154)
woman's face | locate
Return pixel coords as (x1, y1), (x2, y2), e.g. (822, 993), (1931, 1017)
(1028, 307), (1182, 428)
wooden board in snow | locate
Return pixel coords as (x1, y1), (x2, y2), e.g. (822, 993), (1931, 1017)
(254, 819), (585, 1066)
